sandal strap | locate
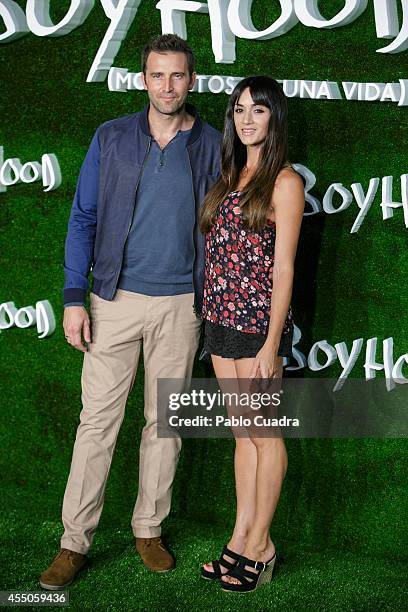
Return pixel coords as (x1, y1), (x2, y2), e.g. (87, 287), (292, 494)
(221, 545), (240, 561)
(236, 566), (259, 581)
(238, 553), (275, 572)
(211, 559), (222, 578)
(218, 557), (235, 571)
(237, 554), (258, 569)
(204, 545), (241, 578)
(227, 566), (253, 585)
(211, 554), (237, 576)
(227, 557), (261, 584)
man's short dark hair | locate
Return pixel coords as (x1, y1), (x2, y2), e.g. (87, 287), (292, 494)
(141, 34), (195, 76)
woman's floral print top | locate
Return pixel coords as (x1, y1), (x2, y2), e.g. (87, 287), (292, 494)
(202, 191), (293, 335)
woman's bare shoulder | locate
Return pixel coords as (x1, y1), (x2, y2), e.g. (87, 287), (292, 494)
(274, 165), (304, 192)
(270, 166), (305, 218)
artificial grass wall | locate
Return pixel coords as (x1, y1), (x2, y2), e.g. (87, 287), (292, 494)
(1, 0), (407, 603)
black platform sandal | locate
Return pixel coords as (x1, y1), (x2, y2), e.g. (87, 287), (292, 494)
(201, 545), (241, 581)
(220, 552), (277, 593)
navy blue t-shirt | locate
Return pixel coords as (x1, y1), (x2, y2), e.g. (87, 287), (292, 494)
(118, 128), (195, 296)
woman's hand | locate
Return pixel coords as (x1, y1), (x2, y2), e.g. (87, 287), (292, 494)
(249, 342), (279, 380)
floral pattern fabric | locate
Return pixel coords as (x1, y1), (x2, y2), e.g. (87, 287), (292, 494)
(202, 191), (293, 336)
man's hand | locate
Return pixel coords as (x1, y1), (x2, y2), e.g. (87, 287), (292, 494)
(63, 306), (91, 352)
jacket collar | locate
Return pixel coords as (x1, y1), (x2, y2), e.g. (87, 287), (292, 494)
(140, 102), (203, 146)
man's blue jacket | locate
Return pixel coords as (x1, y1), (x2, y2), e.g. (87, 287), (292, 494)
(63, 103), (221, 314)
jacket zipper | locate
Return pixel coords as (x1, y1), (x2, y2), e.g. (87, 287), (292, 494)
(110, 137), (152, 298)
(187, 146), (199, 316)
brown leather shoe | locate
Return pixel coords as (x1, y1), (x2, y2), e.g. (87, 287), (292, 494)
(39, 549), (88, 590)
(135, 537), (175, 572)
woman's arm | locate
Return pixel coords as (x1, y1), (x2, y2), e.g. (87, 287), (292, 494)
(265, 168), (304, 350)
(250, 168), (305, 378)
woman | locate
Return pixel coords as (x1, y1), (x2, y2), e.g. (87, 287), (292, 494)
(199, 76), (304, 593)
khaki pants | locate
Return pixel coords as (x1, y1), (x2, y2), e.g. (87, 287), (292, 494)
(60, 290), (201, 554)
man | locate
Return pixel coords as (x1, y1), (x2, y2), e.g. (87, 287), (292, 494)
(40, 34), (221, 589)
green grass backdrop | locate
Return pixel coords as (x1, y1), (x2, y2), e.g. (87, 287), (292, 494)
(0, 1), (407, 609)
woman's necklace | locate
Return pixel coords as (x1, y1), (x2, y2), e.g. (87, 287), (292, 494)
(237, 165), (254, 189)
(242, 164), (256, 176)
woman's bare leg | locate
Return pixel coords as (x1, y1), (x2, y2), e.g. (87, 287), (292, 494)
(221, 356), (287, 584)
(202, 355), (257, 574)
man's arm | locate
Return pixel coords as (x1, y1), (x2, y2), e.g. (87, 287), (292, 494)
(63, 129), (100, 352)
(63, 129), (100, 305)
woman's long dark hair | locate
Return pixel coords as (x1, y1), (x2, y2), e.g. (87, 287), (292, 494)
(200, 76), (289, 233)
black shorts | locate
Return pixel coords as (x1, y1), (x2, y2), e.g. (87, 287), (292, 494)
(203, 320), (293, 360)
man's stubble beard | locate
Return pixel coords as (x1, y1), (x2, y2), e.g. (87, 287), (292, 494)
(149, 95), (187, 117)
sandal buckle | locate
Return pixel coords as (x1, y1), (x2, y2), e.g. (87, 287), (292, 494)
(255, 561), (266, 572)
